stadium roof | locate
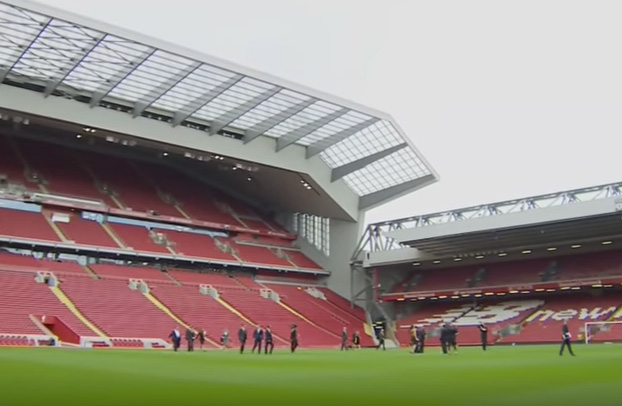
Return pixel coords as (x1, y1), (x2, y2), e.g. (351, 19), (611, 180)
(357, 181), (622, 266)
(0, 0), (438, 204)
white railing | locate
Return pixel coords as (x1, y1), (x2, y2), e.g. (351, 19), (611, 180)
(0, 333), (57, 346)
(80, 336), (171, 349)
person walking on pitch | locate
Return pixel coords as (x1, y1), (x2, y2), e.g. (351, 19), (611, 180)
(340, 327), (349, 351)
(252, 326), (264, 354)
(376, 328), (386, 351)
(559, 321), (575, 356)
(479, 322), (488, 351)
(238, 325), (247, 354)
(264, 326), (274, 355)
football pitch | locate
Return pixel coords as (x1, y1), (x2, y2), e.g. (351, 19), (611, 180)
(0, 345), (620, 406)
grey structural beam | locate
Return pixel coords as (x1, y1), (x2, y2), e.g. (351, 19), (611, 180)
(90, 48), (156, 107)
(43, 33), (107, 97)
(275, 107), (349, 152)
(132, 60), (202, 118)
(359, 174), (437, 210)
(242, 98), (316, 144)
(171, 74), (243, 126)
(331, 143), (408, 182)
(208, 86), (281, 135)
(306, 117), (380, 158)
(0, 18), (52, 83)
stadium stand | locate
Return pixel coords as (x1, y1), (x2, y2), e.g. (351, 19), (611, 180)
(0, 207), (60, 242)
(57, 275), (177, 340)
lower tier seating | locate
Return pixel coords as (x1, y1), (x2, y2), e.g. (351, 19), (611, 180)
(58, 276), (177, 340)
(396, 292), (622, 346)
(0, 271), (95, 336)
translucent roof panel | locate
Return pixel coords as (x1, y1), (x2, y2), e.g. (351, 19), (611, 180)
(0, 0), (437, 202)
(320, 121), (403, 168)
(341, 148), (431, 195)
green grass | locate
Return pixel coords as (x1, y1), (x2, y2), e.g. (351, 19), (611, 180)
(0, 345), (620, 406)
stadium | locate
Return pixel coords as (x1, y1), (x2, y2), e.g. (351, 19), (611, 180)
(1, 1), (621, 405)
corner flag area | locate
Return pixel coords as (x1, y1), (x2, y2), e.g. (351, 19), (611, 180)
(1, 346), (620, 406)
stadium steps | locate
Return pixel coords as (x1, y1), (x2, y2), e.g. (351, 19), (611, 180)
(41, 210), (69, 243)
(28, 314), (55, 336)
(163, 271), (182, 286)
(100, 222), (127, 248)
(82, 265), (100, 279)
(49, 285), (107, 337)
(276, 300), (340, 340)
(142, 291), (221, 348)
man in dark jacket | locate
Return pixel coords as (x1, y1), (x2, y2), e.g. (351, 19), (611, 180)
(560, 321), (575, 356)
(185, 327), (196, 352)
(376, 328), (386, 351)
(252, 326), (264, 354)
(264, 326), (274, 355)
(291, 324), (299, 353)
(440, 323), (450, 354)
(479, 323), (488, 351)
(340, 327), (349, 351)
(238, 325), (247, 354)
(414, 325), (426, 354)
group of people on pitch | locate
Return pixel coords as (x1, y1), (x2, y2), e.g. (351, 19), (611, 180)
(168, 326), (212, 352)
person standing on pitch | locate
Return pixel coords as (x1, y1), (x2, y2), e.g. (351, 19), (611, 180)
(264, 326), (274, 355)
(252, 326), (264, 354)
(440, 323), (450, 354)
(352, 331), (361, 349)
(414, 325), (426, 354)
(185, 327), (196, 352)
(291, 324), (299, 353)
(197, 328), (206, 351)
(340, 327), (349, 351)
(169, 326), (181, 352)
(221, 329), (230, 350)
(238, 325), (247, 354)
(560, 320), (575, 356)
(479, 322), (488, 351)
(376, 328), (386, 351)
(410, 325), (417, 349)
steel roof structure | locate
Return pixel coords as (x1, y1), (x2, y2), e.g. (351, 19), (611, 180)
(0, 0), (438, 202)
(354, 181), (622, 258)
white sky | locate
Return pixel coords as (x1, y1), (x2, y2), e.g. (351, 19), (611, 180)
(36, 0), (622, 224)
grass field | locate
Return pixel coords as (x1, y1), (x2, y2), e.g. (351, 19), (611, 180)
(0, 345), (620, 406)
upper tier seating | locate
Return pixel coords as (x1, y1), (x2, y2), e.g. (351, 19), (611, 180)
(89, 263), (171, 282)
(0, 270), (95, 336)
(58, 276), (177, 339)
(0, 207), (59, 242)
(161, 229), (236, 261)
(409, 267), (475, 292)
(285, 250), (322, 269)
(168, 270), (241, 287)
(83, 152), (181, 217)
(108, 223), (170, 253)
(53, 213), (119, 248)
(231, 241), (292, 267)
(482, 260), (549, 287)
(0, 134), (29, 185)
(555, 252), (622, 281)
(134, 162), (242, 226)
(16, 140), (117, 206)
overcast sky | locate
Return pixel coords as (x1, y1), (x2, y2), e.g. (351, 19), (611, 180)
(37, 0), (622, 224)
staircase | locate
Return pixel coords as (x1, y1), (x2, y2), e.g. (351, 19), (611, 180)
(49, 285), (107, 337)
